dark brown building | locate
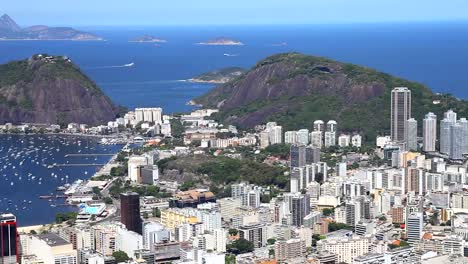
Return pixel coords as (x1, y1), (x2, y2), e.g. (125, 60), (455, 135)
(120, 192), (142, 234)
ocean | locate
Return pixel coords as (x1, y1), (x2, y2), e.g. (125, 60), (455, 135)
(0, 135), (121, 226)
(1, 23), (468, 225)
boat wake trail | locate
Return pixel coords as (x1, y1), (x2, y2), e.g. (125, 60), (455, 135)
(87, 62), (135, 69)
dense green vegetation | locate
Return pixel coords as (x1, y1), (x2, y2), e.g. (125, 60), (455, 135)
(112, 251), (130, 263)
(55, 212), (78, 224)
(193, 67), (245, 82)
(197, 156), (288, 188)
(108, 179), (171, 198)
(197, 53), (468, 143)
(227, 238), (254, 254)
(328, 221), (352, 232)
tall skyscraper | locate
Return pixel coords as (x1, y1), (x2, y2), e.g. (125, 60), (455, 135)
(405, 118), (418, 151)
(291, 193), (311, 227)
(406, 212), (423, 244)
(0, 213), (18, 264)
(440, 118), (455, 154)
(391, 87), (412, 141)
(327, 120), (337, 133)
(290, 145), (320, 168)
(459, 118), (468, 155)
(423, 112), (437, 152)
(120, 192), (143, 234)
(450, 122), (464, 160)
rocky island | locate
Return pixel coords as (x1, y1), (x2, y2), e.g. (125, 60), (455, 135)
(0, 14), (102, 41)
(196, 37), (244, 46)
(129, 35), (167, 43)
(189, 67), (246, 84)
(0, 54), (121, 125)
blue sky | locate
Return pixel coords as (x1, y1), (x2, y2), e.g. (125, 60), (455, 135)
(3, 0), (468, 26)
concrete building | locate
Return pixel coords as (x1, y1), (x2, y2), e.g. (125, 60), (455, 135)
(450, 122), (465, 160)
(269, 125), (283, 145)
(238, 224), (267, 248)
(338, 134), (351, 147)
(285, 131), (298, 144)
(351, 134), (362, 148)
(310, 131), (323, 149)
(274, 238), (306, 261)
(423, 112), (437, 152)
(405, 118), (418, 151)
(120, 192), (143, 235)
(21, 233), (77, 264)
(296, 129), (310, 145)
(290, 145), (320, 168)
(406, 212), (423, 244)
(391, 87), (412, 142)
(128, 156), (149, 182)
(317, 235), (370, 264)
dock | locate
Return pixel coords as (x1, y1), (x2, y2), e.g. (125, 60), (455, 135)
(50, 163), (107, 167)
(65, 153), (115, 157)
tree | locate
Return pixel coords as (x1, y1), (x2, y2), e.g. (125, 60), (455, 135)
(267, 238), (276, 245)
(152, 208), (161, 218)
(55, 212), (77, 224)
(322, 208), (334, 216)
(227, 238), (254, 254)
(104, 197), (113, 204)
(112, 251), (130, 263)
(228, 229), (239, 236)
(328, 222), (352, 232)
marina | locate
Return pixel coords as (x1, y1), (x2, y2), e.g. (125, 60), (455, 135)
(0, 134), (122, 226)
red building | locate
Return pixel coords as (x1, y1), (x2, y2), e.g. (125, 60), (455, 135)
(0, 213), (18, 264)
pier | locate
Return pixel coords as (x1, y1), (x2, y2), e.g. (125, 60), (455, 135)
(50, 163), (107, 167)
(64, 153), (115, 157)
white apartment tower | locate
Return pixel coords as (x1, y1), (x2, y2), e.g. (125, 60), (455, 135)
(423, 112), (437, 152)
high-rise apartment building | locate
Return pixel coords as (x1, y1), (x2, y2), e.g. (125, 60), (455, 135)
(406, 212), (423, 244)
(391, 87), (412, 141)
(405, 118), (418, 151)
(296, 129), (310, 145)
(290, 145), (320, 168)
(291, 193), (311, 227)
(120, 192), (143, 235)
(423, 112), (437, 152)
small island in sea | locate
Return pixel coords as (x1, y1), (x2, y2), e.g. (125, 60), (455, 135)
(189, 67), (246, 84)
(129, 35), (167, 43)
(0, 14), (102, 41)
(196, 37), (244, 46)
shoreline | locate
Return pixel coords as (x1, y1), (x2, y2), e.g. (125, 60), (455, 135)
(187, 78), (226, 84)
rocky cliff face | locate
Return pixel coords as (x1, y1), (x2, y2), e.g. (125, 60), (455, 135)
(0, 55), (120, 126)
(195, 53), (468, 140)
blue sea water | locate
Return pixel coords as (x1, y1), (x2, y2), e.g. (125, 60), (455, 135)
(1, 23), (468, 113)
(1, 23), (468, 225)
(0, 135), (121, 226)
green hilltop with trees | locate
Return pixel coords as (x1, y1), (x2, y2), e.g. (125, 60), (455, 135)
(195, 53), (468, 143)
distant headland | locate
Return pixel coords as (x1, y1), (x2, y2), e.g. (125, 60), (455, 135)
(196, 37), (244, 46)
(129, 35), (167, 43)
(0, 14), (102, 41)
(189, 67), (246, 84)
